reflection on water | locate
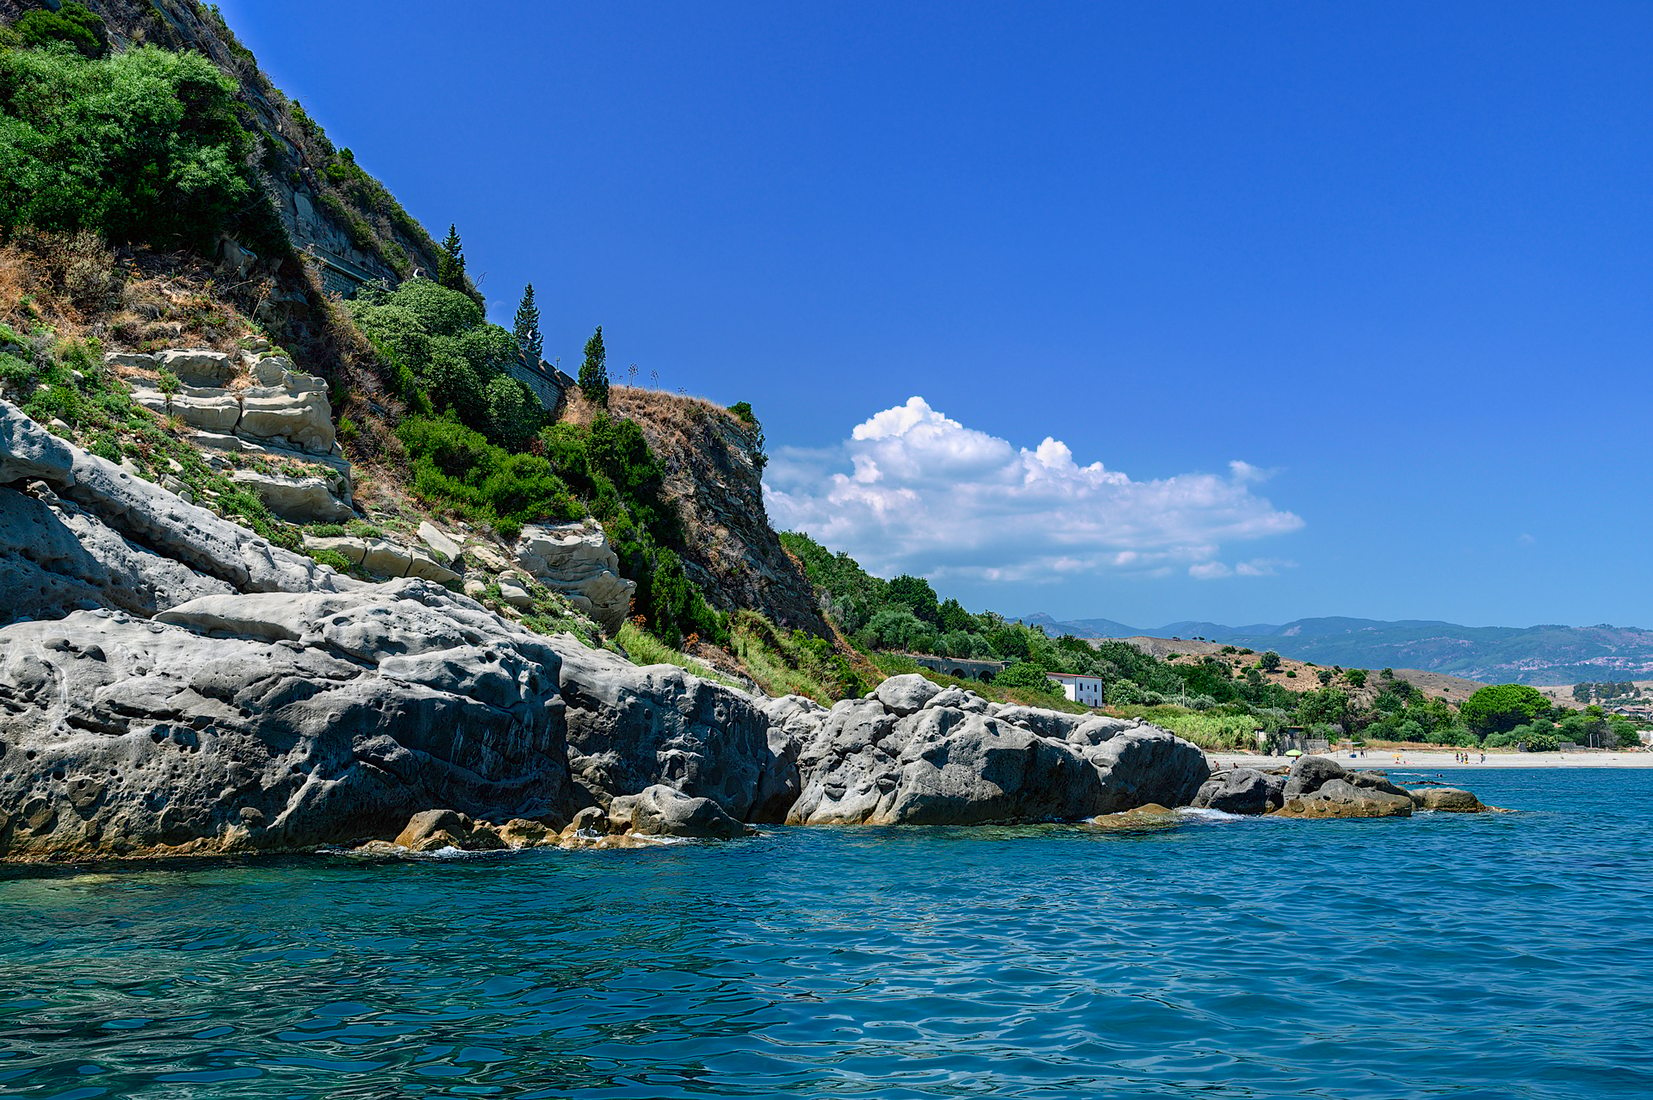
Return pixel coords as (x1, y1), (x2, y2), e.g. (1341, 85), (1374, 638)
(2, 769), (1651, 1099)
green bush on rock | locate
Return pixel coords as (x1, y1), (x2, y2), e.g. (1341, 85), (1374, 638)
(0, 43), (285, 255)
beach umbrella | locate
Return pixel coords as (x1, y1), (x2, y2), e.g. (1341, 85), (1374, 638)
(1284, 749), (1304, 757)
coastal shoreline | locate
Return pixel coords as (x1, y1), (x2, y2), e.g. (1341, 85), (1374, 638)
(1212, 750), (1653, 769)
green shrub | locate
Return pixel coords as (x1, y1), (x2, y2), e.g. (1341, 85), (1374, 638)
(995, 661), (1062, 696)
(0, 45), (285, 255)
(0, 351), (39, 398)
(14, 1), (107, 59)
(305, 548), (356, 574)
(391, 278), (483, 337)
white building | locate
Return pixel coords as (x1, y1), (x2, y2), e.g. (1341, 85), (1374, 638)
(1046, 672), (1104, 708)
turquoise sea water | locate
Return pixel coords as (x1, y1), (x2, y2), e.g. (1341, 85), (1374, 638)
(2, 769), (1652, 1099)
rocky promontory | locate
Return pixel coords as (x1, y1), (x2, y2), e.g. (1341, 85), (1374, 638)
(1, 395), (1496, 861)
(0, 399), (1225, 859)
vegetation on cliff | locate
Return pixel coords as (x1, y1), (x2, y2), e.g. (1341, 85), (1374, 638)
(779, 531), (1644, 749)
(0, 37), (284, 256)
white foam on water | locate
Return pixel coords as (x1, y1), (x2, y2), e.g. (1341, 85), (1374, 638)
(1175, 807), (1250, 823)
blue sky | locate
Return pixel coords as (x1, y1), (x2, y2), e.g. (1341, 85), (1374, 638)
(220, 1), (1652, 629)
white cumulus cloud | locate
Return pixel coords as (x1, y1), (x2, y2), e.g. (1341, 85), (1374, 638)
(766, 396), (1303, 584)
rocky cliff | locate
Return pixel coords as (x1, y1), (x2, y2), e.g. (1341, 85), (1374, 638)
(609, 388), (827, 637)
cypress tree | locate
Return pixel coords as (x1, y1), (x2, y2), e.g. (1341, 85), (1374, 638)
(513, 283), (542, 362)
(436, 224), (466, 291)
(578, 325), (609, 407)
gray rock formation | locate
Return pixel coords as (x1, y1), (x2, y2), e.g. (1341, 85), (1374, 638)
(1087, 728), (1215, 813)
(1409, 787), (1489, 813)
(1191, 767), (1283, 815)
(607, 784), (752, 839)
(155, 348), (238, 387)
(1275, 756), (1413, 818)
(872, 673), (942, 716)
(303, 534), (459, 585)
(417, 520), (463, 564)
(237, 370), (335, 455)
(1, 399), (1232, 856)
(232, 469), (353, 523)
(554, 641), (796, 822)
(129, 377), (242, 432)
(1282, 755), (1348, 801)
(0, 580), (571, 859)
(0, 482), (235, 625)
(1278, 778), (1413, 818)
(514, 521), (635, 634)
(2, 400), (343, 626)
(121, 351), (339, 458)
(786, 688), (1208, 825)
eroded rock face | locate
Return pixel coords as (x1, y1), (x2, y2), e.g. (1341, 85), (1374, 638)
(124, 353), (339, 458)
(2, 400), (343, 622)
(553, 640), (797, 822)
(156, 348), (237, 387)
(872, 673), (942, 716)
(0, 580), (572, 860)
(786, 689), (1209, 826)
(0, 483), (236, 626)
(232, 469), (353, 523)
(237, 371), (335, 455)
(303, 534), (459, 586)
(514, 522), (635, 635)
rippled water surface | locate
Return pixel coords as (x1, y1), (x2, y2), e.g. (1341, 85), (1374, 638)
(4, 769), (1653, 1099)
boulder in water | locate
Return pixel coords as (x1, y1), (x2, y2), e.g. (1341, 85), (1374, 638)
(1409, 787), (1489, 813)
(607, 784), (753, 839)
(1191, 767), (1282, 815)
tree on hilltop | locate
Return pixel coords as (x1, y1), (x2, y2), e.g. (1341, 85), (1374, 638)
(437, 224), (466, 292)
(513, 283), (542, 363)
(579, 325), (609, 407)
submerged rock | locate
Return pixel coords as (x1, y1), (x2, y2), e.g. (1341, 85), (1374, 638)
(1090, 803), (1179, 829)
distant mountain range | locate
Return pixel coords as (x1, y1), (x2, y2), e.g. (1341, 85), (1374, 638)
(1016, 614), (1653, 686)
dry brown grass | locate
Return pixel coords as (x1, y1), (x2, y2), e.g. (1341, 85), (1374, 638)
(0, 230), (269, 355)
(602, 385), (746, 467)
(608, 384), (730, 421)
(0, 230), (123, 340)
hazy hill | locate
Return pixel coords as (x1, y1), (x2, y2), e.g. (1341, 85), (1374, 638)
(1018, 613), (1653, 686)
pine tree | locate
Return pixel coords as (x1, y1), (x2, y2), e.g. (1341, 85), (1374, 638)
(436, 224), (466, 291)
(578, 325), (609, 407)
(513, 283), (542, 363)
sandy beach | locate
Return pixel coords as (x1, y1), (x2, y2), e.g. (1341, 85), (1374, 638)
(1211, 749), (1653, 769)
